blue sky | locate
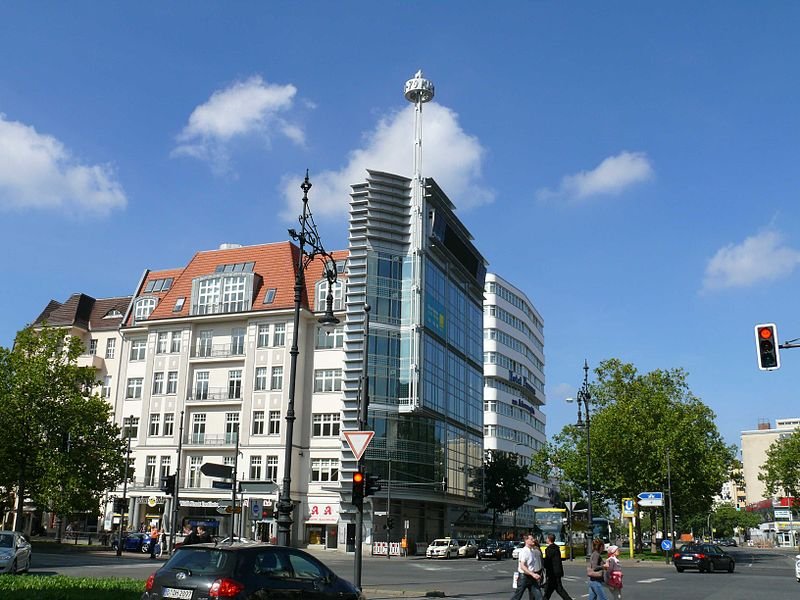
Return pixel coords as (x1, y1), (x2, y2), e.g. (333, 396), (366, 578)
(1, 2), (799, 450)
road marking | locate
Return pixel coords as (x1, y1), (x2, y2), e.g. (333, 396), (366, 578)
(637, 577), (665, 583)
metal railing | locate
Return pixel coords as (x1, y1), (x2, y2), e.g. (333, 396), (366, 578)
(186, 433), (238, 446)
(187, 387), (242, 402)
(190, 343), (245, 359)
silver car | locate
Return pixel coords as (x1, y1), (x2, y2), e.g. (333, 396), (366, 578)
(0, 531), (32, 574)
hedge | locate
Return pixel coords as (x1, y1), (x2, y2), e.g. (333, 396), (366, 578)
(0, 574), (144, 599)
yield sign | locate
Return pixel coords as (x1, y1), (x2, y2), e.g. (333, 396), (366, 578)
(344, 430), (374, 461)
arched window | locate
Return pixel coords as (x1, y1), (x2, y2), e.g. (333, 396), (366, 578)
(315, 279), (344, 312)
(134, 297), (157, 321)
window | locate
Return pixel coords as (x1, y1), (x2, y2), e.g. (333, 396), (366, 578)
(145, 456), (157, 487)
(250, 456), (262, 480)
(225, 412), (239, 444)
(163, 413), (175, 437)
(270, 366), (283, 390)
(268, 410), (281, 435)
(160, 456), (171, 481)
(188, 456), (202, 488)
(173, 297), (185, 312)
(263, 288), (276, 304)
(224, 456), (235, 469)
(228, 369), (242, 399)
(88, 339), (97, 355)
(170, 331), (182, 353)
(197, 330), (212, 358)
(152, 372), (164, 395)
(134, 297), (157, 321)
(102, 376), (112, 399)
(311, 458), (339, 482)
(195, 371), (209, 400)
(196, 278), (221, 315)
(273, 323), (286, 347)
(191, 414), (206, 444)
(315, 279), (344, 312)
(157, 332), (169, 354)
(123, 417), (139, 439)
(144, 277), (173, 293)
(257, 324), (269, 347)
(126, 378), (143, 399)
(265, 456), (278, 482)
(315, 325), (344, 349)
(254, 367), (267, 391)
(313, 369), (342, 393)
(105, 338), (116, 359)
(129, 339), (146, 361)
(192, 272), (255, 315)
(222, 276), (248, 313)
(252, 410), (265, 435)
(231, 328), (245, 355)
(149, 414), (160, 437)
(312, 413), (340, 437)
(166, 371), (178, 394)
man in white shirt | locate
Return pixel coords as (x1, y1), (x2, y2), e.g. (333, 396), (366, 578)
(511, 534), (544, 600)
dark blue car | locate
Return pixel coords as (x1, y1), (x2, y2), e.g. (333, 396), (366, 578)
(111, 532), (151, 553)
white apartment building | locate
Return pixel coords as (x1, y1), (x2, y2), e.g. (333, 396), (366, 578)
(483, 273), (548, 532)
(741, 418), (800, 506)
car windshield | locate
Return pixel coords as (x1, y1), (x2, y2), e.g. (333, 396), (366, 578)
(0, 534), (13, 548)
(680, 545), (701, 553)
(431, 540), (448, 547)
(165, 548), (236, 575)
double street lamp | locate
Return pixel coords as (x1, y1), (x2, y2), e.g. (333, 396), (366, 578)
(574, 360), (593, 558)
(275, 172), (339, 547)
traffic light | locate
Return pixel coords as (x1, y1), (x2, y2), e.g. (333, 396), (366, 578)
(113, 498), (126, 512)
(365, 473), (381, 497)
(352, 470), (365, 510)
(755, 323), (780, 371)
(160, 474), (176, 495)
(386, 517), (394, 531)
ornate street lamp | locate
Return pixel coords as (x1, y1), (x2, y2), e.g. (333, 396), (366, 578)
(116, 415), (134, 557)
(575, 360), (593, 558)
(276, 172), (339, 547)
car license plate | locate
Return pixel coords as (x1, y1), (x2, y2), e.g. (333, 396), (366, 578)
(162, 588), (193, 599)
(682, 556), (693, 560)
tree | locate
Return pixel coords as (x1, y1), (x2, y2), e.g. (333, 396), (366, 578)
(759, 429), (800, 502)
(483, 450), (532, 538)
(0, 325), (126, 531)
(532, 359), (735, 550)
(710, 503), (762, 538)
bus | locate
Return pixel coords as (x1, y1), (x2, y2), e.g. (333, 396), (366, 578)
(591, 517), (614, 544)
(533, 508), (576, 559)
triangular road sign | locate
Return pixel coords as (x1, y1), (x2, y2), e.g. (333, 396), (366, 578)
(344, 430), (375, 461)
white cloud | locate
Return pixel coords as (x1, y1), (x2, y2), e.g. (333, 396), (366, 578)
(279, 103), (492, 220)
(173, 75), (303, 172)
(703, 229), (800, 291)
(0, 114), (126, 215)
(536, 151), (654, 202)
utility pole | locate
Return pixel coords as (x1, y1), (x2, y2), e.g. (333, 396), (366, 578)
(354, 304), (370, 589)
(116, 416), (133, 557)
(170, 410), (184, 553)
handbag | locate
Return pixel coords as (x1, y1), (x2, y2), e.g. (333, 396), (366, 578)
(512, 572), (519, 589)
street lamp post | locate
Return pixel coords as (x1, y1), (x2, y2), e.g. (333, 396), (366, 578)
(575, 360), (593, 558)
(275, 172), (339, 548)
(116, 415), (134, 557)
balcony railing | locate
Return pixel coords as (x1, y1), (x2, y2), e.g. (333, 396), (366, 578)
(190, 343), (245, 359)
(187, 387), (242, 402)
(77, 354), (105, 369)
(186, 433), (238, 446)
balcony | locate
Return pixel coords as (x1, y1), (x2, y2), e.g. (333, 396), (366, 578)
(77, 353), (105, 370)
(186, 387), (242, 404)
(190, 343), (245, 360)
(185, 433), (238, 447)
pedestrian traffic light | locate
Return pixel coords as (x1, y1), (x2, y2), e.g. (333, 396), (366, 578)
(113, 498), (126, 512)
(352, 470), (365, 510)
(160, 474), (176, 495)
(755, 323), (780, 371)
(365, 473), (381, 497)
(386, 517), (394, 531)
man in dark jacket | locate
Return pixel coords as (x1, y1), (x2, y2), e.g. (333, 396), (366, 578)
(543, 533), (573, 600)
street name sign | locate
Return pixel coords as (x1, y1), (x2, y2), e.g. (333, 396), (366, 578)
(344, 430), (375, 461)
(775, 509), (791, 519)
(637, 491), (664, 507)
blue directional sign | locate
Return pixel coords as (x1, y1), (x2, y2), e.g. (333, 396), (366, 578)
(637, 491), (664, 507)
(661, 539), (672, 551)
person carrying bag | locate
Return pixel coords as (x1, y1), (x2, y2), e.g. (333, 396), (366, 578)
(510, 534), (544, 600)
(604, 545), (623, 599)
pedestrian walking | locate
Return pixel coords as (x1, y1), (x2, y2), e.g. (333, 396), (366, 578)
(510, 534), (544, 600)
(587, 538), (609, 600)
(157, 528), (166, 558)
(543, 533), (573, 600)
(604, 545), (622, 600)
(149, 525), (160, 559)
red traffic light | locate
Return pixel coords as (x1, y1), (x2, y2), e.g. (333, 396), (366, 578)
(755, 323), (780, 371)
(353, 471), (364, 484)
(759, 327), (774, 340)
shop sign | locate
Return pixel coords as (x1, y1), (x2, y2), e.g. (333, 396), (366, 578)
(136, 496), (165, 505)
(307, 504), (337, 523)
(180, 500), (219, 508)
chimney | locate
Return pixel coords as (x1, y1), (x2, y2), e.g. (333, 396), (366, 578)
(757, 419), (771, 430)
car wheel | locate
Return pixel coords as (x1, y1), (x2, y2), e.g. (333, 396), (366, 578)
(10, 559), (17, 575)
(728, 561), (734, 573)
(23, 555), (30, 573)
(141, 543), (150, 554)
(477, 555), (481, 560)
(707, 561), (714, 574)
(676, 567), (684, 573)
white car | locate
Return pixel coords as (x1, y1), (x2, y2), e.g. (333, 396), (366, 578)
(511, 541), (526, 559)
(426, 538), (459, 559)
(0, 531), (31, 574)
(458, 538), (478, 558)
(795, 554), (800, 582)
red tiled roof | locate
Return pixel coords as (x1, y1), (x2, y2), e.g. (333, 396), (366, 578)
(128, 242), (347, 325)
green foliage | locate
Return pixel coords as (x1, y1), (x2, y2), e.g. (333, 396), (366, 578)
(483, 450), (532, 536)
(710, 503), (762, 537)
(0, 325), (126, 523)
(759, 429), (800, 500)
(0, 575), (142, 599)
(532, 359), (735, 530)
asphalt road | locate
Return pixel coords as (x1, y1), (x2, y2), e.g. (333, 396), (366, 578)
(27, 546), (800, 599)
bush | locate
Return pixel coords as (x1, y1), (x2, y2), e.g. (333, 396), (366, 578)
(0, 574), (143, 599)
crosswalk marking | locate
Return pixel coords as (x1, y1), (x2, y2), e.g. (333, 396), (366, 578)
(637, 577), (666, 583)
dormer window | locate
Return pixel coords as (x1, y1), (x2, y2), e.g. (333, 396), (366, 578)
(315, 279), (344, 312)
(104, 309), (123, 319)
(191, 272), (255, 315)
(144, 277), (174, 293)
(134, 297), (157, 321)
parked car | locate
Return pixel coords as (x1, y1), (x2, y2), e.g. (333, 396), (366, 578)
(476, 540), (504, 561)
(673, 543), (735, 573)
(721, 538), (738, 547)
(0, 531), (32, 574)
(426, 538), (460, 559)
(498, 540), (516, 558)
(795, 553), (800, 582)
(143, 544), (364, 600)
(216, 536), (256, 546)
(457, 538), (478, 558)
(111, 532), (151, 553)
(511, 541), (526, 559)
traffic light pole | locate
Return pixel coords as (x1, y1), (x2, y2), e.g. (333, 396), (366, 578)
(354, 304), (370, 590)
